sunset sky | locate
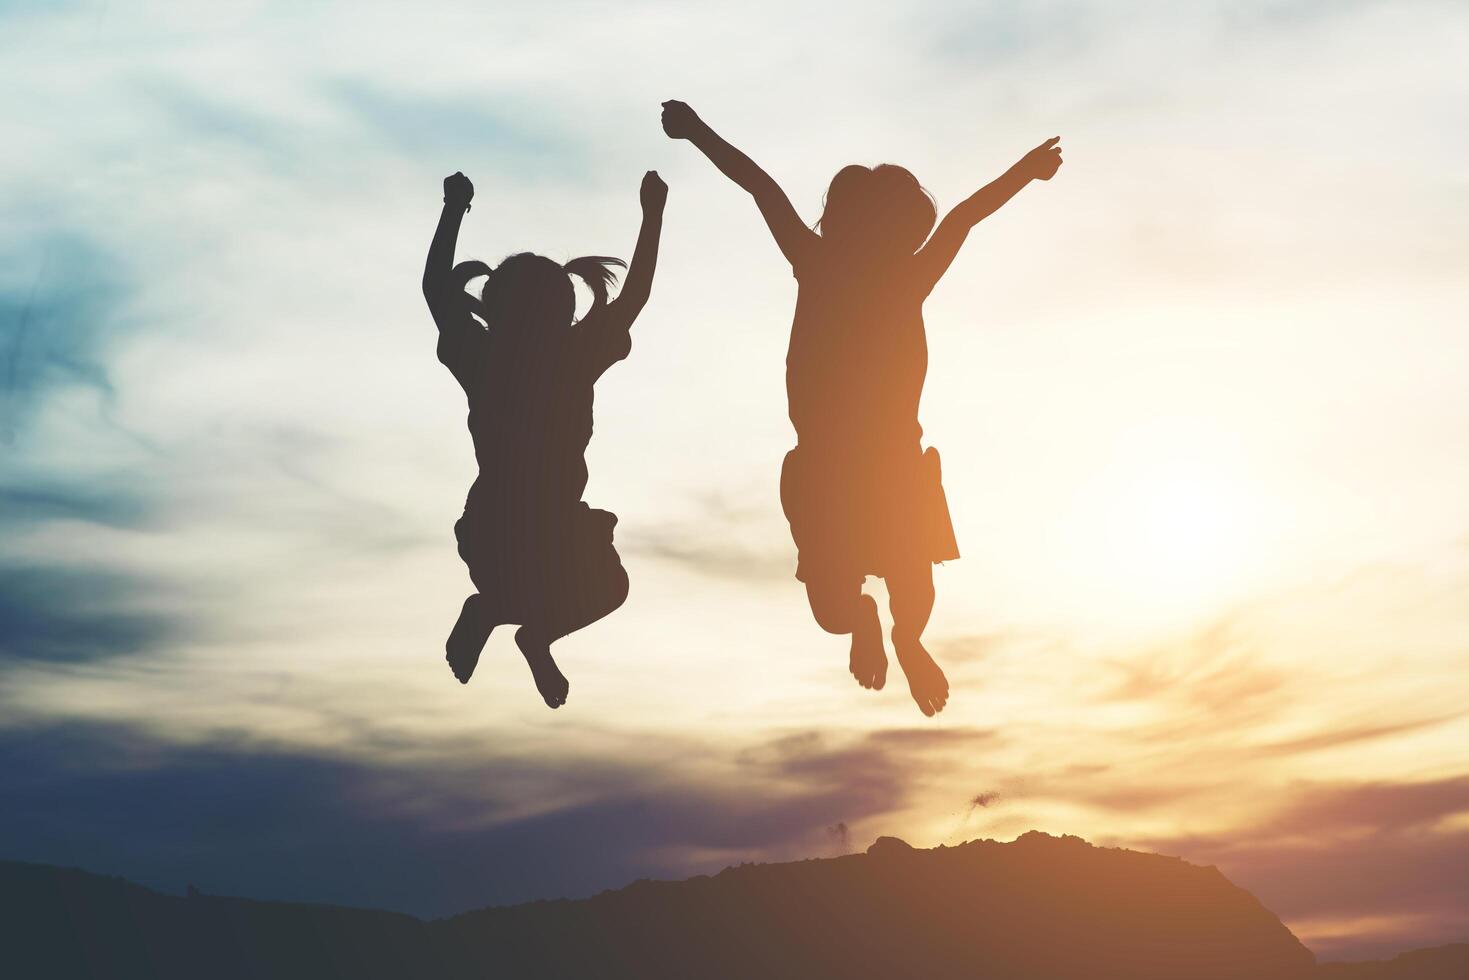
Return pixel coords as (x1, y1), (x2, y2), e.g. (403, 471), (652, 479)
(2, 0), (1466, 962)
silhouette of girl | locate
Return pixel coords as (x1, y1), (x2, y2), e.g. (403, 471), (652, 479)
(422, 170), (667, 708)
(663, 101), (1061, 715)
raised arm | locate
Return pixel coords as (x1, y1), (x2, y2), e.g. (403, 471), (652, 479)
(422, 171), (476, 330)
(662, 100), (817, 267)
(603, 171), (667, 329)
(913, 137), (1063, 294)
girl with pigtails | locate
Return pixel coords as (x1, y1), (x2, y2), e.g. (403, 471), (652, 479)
(663, 100), (1062, 716)
(422, 169), (667, 708)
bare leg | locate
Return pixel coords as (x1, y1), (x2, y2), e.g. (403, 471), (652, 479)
(446, 593), (495, 684)
(886, 562), (948, 716)
(515, 625), (569, 709)
(806, 575), (887, 691)
(518, 562), (630, 710)
(544, 563), (630, 644)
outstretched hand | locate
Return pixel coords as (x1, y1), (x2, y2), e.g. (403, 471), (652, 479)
(1020, 137), (1063, 181)
(640, 170), (668, 211)
(661, 100), (702, 140)
(443, 171), (474, 209)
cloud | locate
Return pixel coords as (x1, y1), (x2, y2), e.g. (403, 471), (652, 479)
(1101, 620), (1285, 713)
(1088, 618), (1301, 752)
(0, 480), (153, 530)
(0, 563), (181, 664)
(0, 234), (137, 443)
(932, 633), (1008, 665)
(134, 80), (302, 171)
(622, 490), (793, 585)
(0, 231), (194, 669)
(0, 720), (951, 917)
(1139, 777), (1469, 961)
(919, 1), (1103, 65)
(330, 81), (590, 177)
(1253, 714), (1466, 759)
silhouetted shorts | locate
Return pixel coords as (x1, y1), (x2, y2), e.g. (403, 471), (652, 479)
(780, 444), (959, 584)
(454, 501), (625, 626)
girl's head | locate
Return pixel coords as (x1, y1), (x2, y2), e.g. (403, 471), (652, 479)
(457, 253), (625, 332)
(817, 164), (936, 257)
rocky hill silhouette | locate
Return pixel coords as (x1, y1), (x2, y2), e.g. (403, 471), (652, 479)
(5, 831), (1465, 979)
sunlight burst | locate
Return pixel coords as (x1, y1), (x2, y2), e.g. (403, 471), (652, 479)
(1086, 424), (1267, 621)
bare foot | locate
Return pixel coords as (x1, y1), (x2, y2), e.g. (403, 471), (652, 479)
(446, 594), (494, 684)
(893, 633), (949, 717)
(849, 595), (887, 691)
(515, 626), (569, 708)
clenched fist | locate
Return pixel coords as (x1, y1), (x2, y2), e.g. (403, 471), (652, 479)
(660, 100), (702, 141)
(640, 170), (668, 211)
(443, 171), (475, 209)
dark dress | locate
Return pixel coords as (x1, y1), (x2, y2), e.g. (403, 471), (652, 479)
(780, 245), (960, 584)
(437, 306), (630, 626)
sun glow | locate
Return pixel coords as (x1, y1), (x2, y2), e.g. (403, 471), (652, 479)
(1075, 422), (1272, 624)
(1118, 463), (1245, 580)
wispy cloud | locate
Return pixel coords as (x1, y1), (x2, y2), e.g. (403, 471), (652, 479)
(622, 489), (793, 584)
(330, 81), (591, 177)
(0, 234), (136, 442)
(0, 718), (953, 916)
(0, 564), (180, 664)
(1140, 777), (1469, 960)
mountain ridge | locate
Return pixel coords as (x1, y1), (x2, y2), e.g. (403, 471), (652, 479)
(5, 831), (1465, 979)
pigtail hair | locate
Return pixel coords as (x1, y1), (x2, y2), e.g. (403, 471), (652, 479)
(563, 255), (627, 314)
(450, 259), (494, 325)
